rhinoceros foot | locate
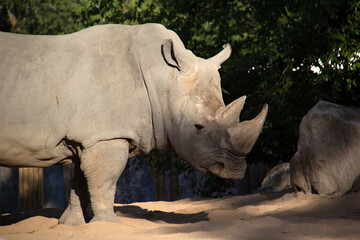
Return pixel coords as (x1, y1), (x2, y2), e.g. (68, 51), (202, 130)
(59, 207), (86, 226)
(90, 210), (121, 223)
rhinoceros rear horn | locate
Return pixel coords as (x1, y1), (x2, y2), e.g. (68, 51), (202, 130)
(162, 39), (197, 76)
(227, 104), (268, 156)
(208, 43), (232, 69)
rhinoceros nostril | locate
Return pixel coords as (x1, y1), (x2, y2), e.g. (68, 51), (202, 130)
(194, 124), (204, 130)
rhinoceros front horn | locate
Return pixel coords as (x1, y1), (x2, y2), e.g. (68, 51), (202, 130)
(227, 104), (268, 156)
(215, 95), (246, 124)
(216, 96), (268, 156)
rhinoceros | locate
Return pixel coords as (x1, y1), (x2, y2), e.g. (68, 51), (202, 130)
(0, 24), (267, 225)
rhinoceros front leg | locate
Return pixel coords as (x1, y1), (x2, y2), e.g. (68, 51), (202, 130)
(80, 139), (128, 223)
(59, 162), (90, 225)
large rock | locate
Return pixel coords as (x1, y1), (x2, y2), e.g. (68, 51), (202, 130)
(290, 100), (360, 196)
(261, 163), (291, 192)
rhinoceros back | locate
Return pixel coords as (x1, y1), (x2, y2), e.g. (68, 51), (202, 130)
(0, 24), (168, 167)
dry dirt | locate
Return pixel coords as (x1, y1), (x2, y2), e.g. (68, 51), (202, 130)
(1, 190), (359, 240)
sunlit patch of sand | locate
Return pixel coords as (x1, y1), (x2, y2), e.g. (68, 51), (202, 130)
(1, 191), (359, 240)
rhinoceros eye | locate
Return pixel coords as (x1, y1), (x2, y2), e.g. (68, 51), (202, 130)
(194, 124), (205, 130)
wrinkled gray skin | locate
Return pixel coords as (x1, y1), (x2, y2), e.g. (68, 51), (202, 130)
(0, 24), (267, 225)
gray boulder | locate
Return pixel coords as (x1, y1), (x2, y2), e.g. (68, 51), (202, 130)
(290, 100), (360, 196)
(261, 163), (291, 192)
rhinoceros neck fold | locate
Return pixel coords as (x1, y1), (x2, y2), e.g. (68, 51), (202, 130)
(136, 54), (169, 151)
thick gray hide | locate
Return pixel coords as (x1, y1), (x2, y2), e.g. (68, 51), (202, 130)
(290, 100), (360, 196)
(0, 24), (161, 166)
(0, 24), (267, 224)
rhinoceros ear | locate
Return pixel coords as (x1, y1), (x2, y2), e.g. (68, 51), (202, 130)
(162, 39), (197, 76)
(208, 44), (232, 69)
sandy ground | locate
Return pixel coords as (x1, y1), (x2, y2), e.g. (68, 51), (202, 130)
(0, 190), (359, 240)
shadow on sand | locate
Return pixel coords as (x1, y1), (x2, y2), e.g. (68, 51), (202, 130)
(0, 208), (64, 226)
(0, 204), (209, 226)
(114, 205), (208, 224)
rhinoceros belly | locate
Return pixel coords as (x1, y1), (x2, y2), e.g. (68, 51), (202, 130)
(0, 139), (73, 167)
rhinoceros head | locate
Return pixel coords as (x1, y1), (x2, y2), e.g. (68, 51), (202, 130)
(161, 39), (268, 179)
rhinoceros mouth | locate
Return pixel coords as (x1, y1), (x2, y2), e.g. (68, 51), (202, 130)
(207, 162), (225, 176)
(206, 155), (247, 180)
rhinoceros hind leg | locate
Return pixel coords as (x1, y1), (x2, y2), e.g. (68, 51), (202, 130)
(59, 162), (90, 226)
(80, 139), (128, 223)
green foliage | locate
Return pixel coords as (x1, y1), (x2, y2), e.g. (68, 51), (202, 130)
(0, 0), (88, 34)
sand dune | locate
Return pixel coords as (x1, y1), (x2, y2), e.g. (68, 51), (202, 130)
(1, 190), (359, 240)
